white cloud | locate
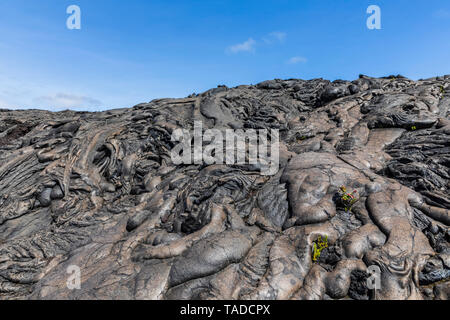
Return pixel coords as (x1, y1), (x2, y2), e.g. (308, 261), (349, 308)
(264, 32), (287, 44)
(0, 98), (15, 109)
(434, 9), (450, 18)
(226, 32), (287, 55)
(0, 75), (104, 111)
(33, 93), (103, 111)
(287, 56), (308, 64)
(227, 38), (256, 54)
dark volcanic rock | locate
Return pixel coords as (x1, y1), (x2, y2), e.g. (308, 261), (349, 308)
(0, 75), (449, 300)
(348, 270), (370, 300)
(419, 256), (450, 285)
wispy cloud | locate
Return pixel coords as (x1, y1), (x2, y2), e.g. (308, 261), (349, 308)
(0, 98), (15, 109)
(227, 38), (256, 54)
(264, 31), (287, 44)
(433, 9), (450, 18)
(33, 93), (103, 111)
(0, 76), (104, 111)
(227, 31), (287, 54)
(0, 79), (33, 109)
(287, 56), (308, 64)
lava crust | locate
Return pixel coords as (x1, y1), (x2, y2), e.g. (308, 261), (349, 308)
(0, 75), (449, 300)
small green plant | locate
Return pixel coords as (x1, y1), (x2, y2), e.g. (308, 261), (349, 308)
(312, 235), (328, 262)
(338, 186), (359, 212)
(440, 86), (445, 94)
(411, 126), (417, 131)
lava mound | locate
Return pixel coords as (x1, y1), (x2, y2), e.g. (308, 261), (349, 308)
(0, 75), (449, 300)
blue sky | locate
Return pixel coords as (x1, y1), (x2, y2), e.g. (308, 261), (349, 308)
(0, 0), (449, 111)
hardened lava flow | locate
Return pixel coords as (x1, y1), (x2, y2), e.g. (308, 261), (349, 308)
(0, 75), (449, 300)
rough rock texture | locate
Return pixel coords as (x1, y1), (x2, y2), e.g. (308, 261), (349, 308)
(0, 75), (449, 300)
